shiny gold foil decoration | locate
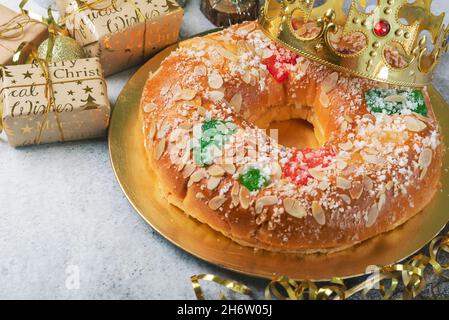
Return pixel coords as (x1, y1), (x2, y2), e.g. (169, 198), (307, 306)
(37, 35), (86, 62)
(258, 0), (449, 87)
(192, 229), (449, 300)
(191, 274), (252, 300)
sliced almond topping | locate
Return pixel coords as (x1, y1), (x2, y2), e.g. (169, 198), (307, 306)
(208, 90), (225, 101)
(223, 163), (236, 175)
(239, 186), (251, 209)
(271, 162), (282, 180)
(157, 123), (169, 139)
(336, 177), (351, 190)
(361, 152), (380, 165)
(242, 71), (251, 84)
(366, 204), (379, 227)
(317, 180), (330, 191)
(385, 181), (393, 191)
(319, 91), (330, 108)
(336, 160), (348, 170)
(322, 72), (339, 93)
(179, 88), (196, 101)
(255, 196), (278, 214)
(231, 181), (240, 206)
(208, 72), (224, 89)
(169, 129), (181, 142)
(261, 48), (273, 59)
(230, 92), (243, 112)
(155, 138), (166, 160)
(148, 122), (156, 141)
(216, 46), (237, 61)
(236, 23), (255, 36)
(339, 141), (353, 151)
(349, 181), (363, 200)
(339, 194), (351, 204)
(418, 148), (432, 169)
(284, 198), (306, 219)
(209, 195), (227, 210)
(309, 167), (326, 180)
(363, 176), (374, 191)
(197, 106), (207, 116)
(182, 163), (196, 178)
(405, 116), (427, 132)
(312, 201), (326, 225)
(196, 192), (205, 199)
(193, 65), (207, 76)
(208, 165), (225, 176)
(179, 121), (192, 130)
(378, 193), (386, 211)
(384, 95), (406, 103)
(207, 176), (222, 190)
(420, 166), (428, 180)
(188, 169), (206, 187)
(144, 102), (156, 113)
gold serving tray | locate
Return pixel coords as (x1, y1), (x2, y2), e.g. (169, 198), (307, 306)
(109, 43), (449, 281)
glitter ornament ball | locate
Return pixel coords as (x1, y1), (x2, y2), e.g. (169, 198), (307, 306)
(37, 35), (86, 62)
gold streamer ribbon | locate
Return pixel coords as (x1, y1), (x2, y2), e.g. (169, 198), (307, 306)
(191, 229), (449, 300)
(190, 274), (252, 300)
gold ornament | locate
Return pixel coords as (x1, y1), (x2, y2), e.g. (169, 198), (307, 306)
(258, 0), (449, 87)
(37, 35), (86, 62)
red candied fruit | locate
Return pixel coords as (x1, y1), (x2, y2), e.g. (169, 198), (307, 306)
(282, 148), (335, 186)
(263, 46), (299, 83)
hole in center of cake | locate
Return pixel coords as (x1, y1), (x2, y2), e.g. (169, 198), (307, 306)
(268, 119), (319, 150)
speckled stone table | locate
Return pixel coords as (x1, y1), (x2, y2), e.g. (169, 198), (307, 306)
(0, 0), (448, 300)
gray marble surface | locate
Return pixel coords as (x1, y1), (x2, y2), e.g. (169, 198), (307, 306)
(0, 0), (448, 300)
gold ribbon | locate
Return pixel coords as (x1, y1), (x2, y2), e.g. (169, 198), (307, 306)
(0, 14), (32, 40)
(190, 274), (252, 300)
(191, 229), (449, 300)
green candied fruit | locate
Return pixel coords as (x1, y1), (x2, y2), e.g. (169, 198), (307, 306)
(365, 89), (427, 116)
(239, 168), (270, 192)
(194, 119), (237, 166)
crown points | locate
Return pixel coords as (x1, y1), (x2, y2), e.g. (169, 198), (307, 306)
(259, 0), (449, 87)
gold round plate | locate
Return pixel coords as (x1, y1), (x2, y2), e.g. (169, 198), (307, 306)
(109, 43), (449, 281)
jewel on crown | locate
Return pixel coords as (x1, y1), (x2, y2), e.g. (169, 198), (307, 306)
(258, 0), (449, 87)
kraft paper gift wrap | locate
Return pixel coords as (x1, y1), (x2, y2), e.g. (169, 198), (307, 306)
(56, 0), (72, 16)
(62, 0), (184, 75)
(0, 4), (48, 66)
(0, 58), (110, 147)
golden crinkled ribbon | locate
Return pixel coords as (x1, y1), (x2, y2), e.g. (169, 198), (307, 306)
(265, 276), (346, 300)
(191, 274), (252, 300)
(192, 229), (449, 300)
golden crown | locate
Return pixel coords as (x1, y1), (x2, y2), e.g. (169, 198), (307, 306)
(258, 0), (449, 87)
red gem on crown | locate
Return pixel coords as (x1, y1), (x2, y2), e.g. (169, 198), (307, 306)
(373, 20), (391, 37)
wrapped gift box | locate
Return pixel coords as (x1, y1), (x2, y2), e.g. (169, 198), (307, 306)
(0, 4), (48, 66)
(62, 0), (184, 75)
(0, 58), (110, 147)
